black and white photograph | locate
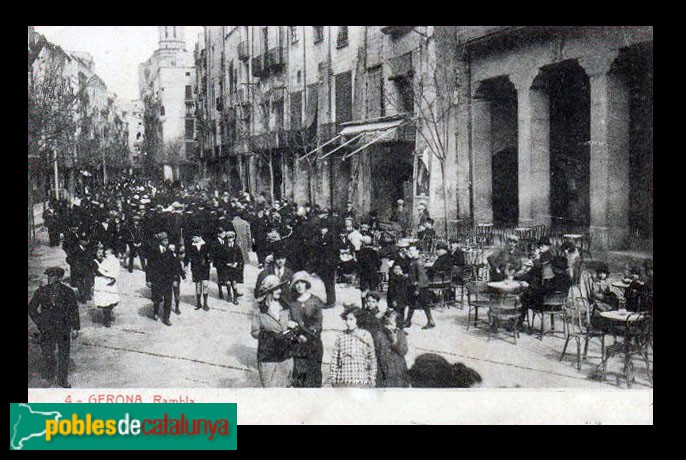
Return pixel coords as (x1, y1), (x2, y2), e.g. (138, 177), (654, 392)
(27, 26), (653, 422)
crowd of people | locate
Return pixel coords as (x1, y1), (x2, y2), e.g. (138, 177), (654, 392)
(33, 177), (475, 388)
(30, 176), (651, 389)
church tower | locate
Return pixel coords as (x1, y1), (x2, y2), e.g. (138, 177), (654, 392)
(158, 26), (185, 51)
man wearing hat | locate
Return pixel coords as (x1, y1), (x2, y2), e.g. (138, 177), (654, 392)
(28, 267), (80, 388)
(487, 234), (525, 282)
(146, 232), (183, 325)
(65, 238), (97, 304)
(390, 199), (410, 238)
(311, 222), (341, 309)
(125, 215), (146, 273)
(255, 246), (295, 302)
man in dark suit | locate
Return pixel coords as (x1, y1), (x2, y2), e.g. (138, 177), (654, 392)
(146, 232), (182, 326)
(28, 267), (80, 388)
(125, 215), (146, 273)
(312, 222), (341, 309)
(255, 246), (295, 302)
(66, 239), (96, 304)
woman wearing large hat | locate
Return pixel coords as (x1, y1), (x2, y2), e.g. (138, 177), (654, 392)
(250, 275), (295, 387)
(288, 271), (325, 387)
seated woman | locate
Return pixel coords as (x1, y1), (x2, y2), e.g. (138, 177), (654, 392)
(589, 264), (620, 312)
(428, 241), (454, 280)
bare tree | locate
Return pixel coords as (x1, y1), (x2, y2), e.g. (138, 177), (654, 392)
(383, 29), (462, 236)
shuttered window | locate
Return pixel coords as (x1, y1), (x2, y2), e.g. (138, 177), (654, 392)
(290, 90), (302, 130)
(367, 66), (384, 119)
(335, 71), (352, 123)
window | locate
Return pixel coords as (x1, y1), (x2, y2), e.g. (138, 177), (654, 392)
(186, 71), (191, 76)
(185, 85), (192, 100)
(367, 66), (384, 118)
(185, 118), (194, 139)
(313, 26), (324, 43)
(273, 100), (284, 131)
(262, 27), (269, 55)
(173, 26), (176, 39)
(290, 90), (302, 130)
(290, 26), (298, 43)
(160, 106), (165, 116)
(171, 61), (176, 67)
(297, 70), (302, 84)
(165, 26), (168, 39)
(395, 76), (414, 115)
(335, 71), (352, 123)
(337, 26), (348, 48)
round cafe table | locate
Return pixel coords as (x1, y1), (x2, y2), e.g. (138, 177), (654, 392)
(488, 280), (529, 293)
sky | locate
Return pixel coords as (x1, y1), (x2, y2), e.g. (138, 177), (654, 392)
(33, 26), (204, 104)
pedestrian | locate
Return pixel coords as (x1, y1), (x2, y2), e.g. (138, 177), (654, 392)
(255, 246), (294, 302)
(167, 242), (187, 315)
(289, 271), (324, 388)
(28, 267), (80, 388)
(232, 211), (253, 266)
(66, 239), (97, 304)
(405, 243), (436, 329)
(93, 246), (120, 328)
(185, 233), (211, 311)
(146, 232), (180, 326)
(250, 275), (296, 387)
(312, 223), (340, 309)
(330, 305), (377, 388)
(387, 262), (409, 329)
(125, 215), (146, 273)
(376, 309), (410, 388)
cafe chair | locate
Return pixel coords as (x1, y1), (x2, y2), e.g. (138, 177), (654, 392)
(598, 312), (652, 388)
(560, 298), (606, 370)
(465, 280), (492, 331)
(451, 266), (474, 309)
(530, 291), (568, 341)
(488, 292), (523, 344)
(428, 271), (453, 309)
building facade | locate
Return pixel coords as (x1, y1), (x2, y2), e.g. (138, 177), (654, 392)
(28, 26), (131, 202)
(139, 26), (197, 183)
(193, 26), (653, 250)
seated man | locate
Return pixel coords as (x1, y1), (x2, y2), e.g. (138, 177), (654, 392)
(487, 234), (525, 282)
(428, 241), (454, 280)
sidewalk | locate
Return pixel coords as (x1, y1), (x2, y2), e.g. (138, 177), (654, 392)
(27, 229), (653, 389)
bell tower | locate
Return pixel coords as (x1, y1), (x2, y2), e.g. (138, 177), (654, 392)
(158, 26), (185, 51)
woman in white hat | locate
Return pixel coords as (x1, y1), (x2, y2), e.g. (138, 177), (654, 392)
(289, 271), (325, 387)
(250, 275), (295, 387)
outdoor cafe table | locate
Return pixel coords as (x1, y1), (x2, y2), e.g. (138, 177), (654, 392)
(612, 281), (631, 289)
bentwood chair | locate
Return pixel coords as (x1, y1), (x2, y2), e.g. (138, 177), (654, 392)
(488, 292), (523, 344)
(465, 280), (492, 331)
(560, 297), (606, 370)
(428, 270), (453, 309)
(530, 291), (568, 341)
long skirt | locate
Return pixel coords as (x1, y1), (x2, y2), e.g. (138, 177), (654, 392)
(258, 358), (294, 388)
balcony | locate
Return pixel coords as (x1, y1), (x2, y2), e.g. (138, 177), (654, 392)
(251, 55), (264, 78)
(380, 26), (414, 37)
(388, 53), (413, 80)
(265, 47), (285, 72)
(238, 41), (249, 61)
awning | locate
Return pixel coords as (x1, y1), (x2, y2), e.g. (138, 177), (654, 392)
(299, 117), (407, 162)
(339, 117), (405, 136)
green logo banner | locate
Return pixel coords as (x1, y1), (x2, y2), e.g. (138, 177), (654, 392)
(9, 403), (237, 450)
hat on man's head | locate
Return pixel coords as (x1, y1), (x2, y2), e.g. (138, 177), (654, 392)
(156, 232), (168, 240)
(596, 263), (610, 275)
(538, 236), (551, 246)
(397, 199), (405, 205)
(507, 234), (520, 242)
(45, 266), (65, 278)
